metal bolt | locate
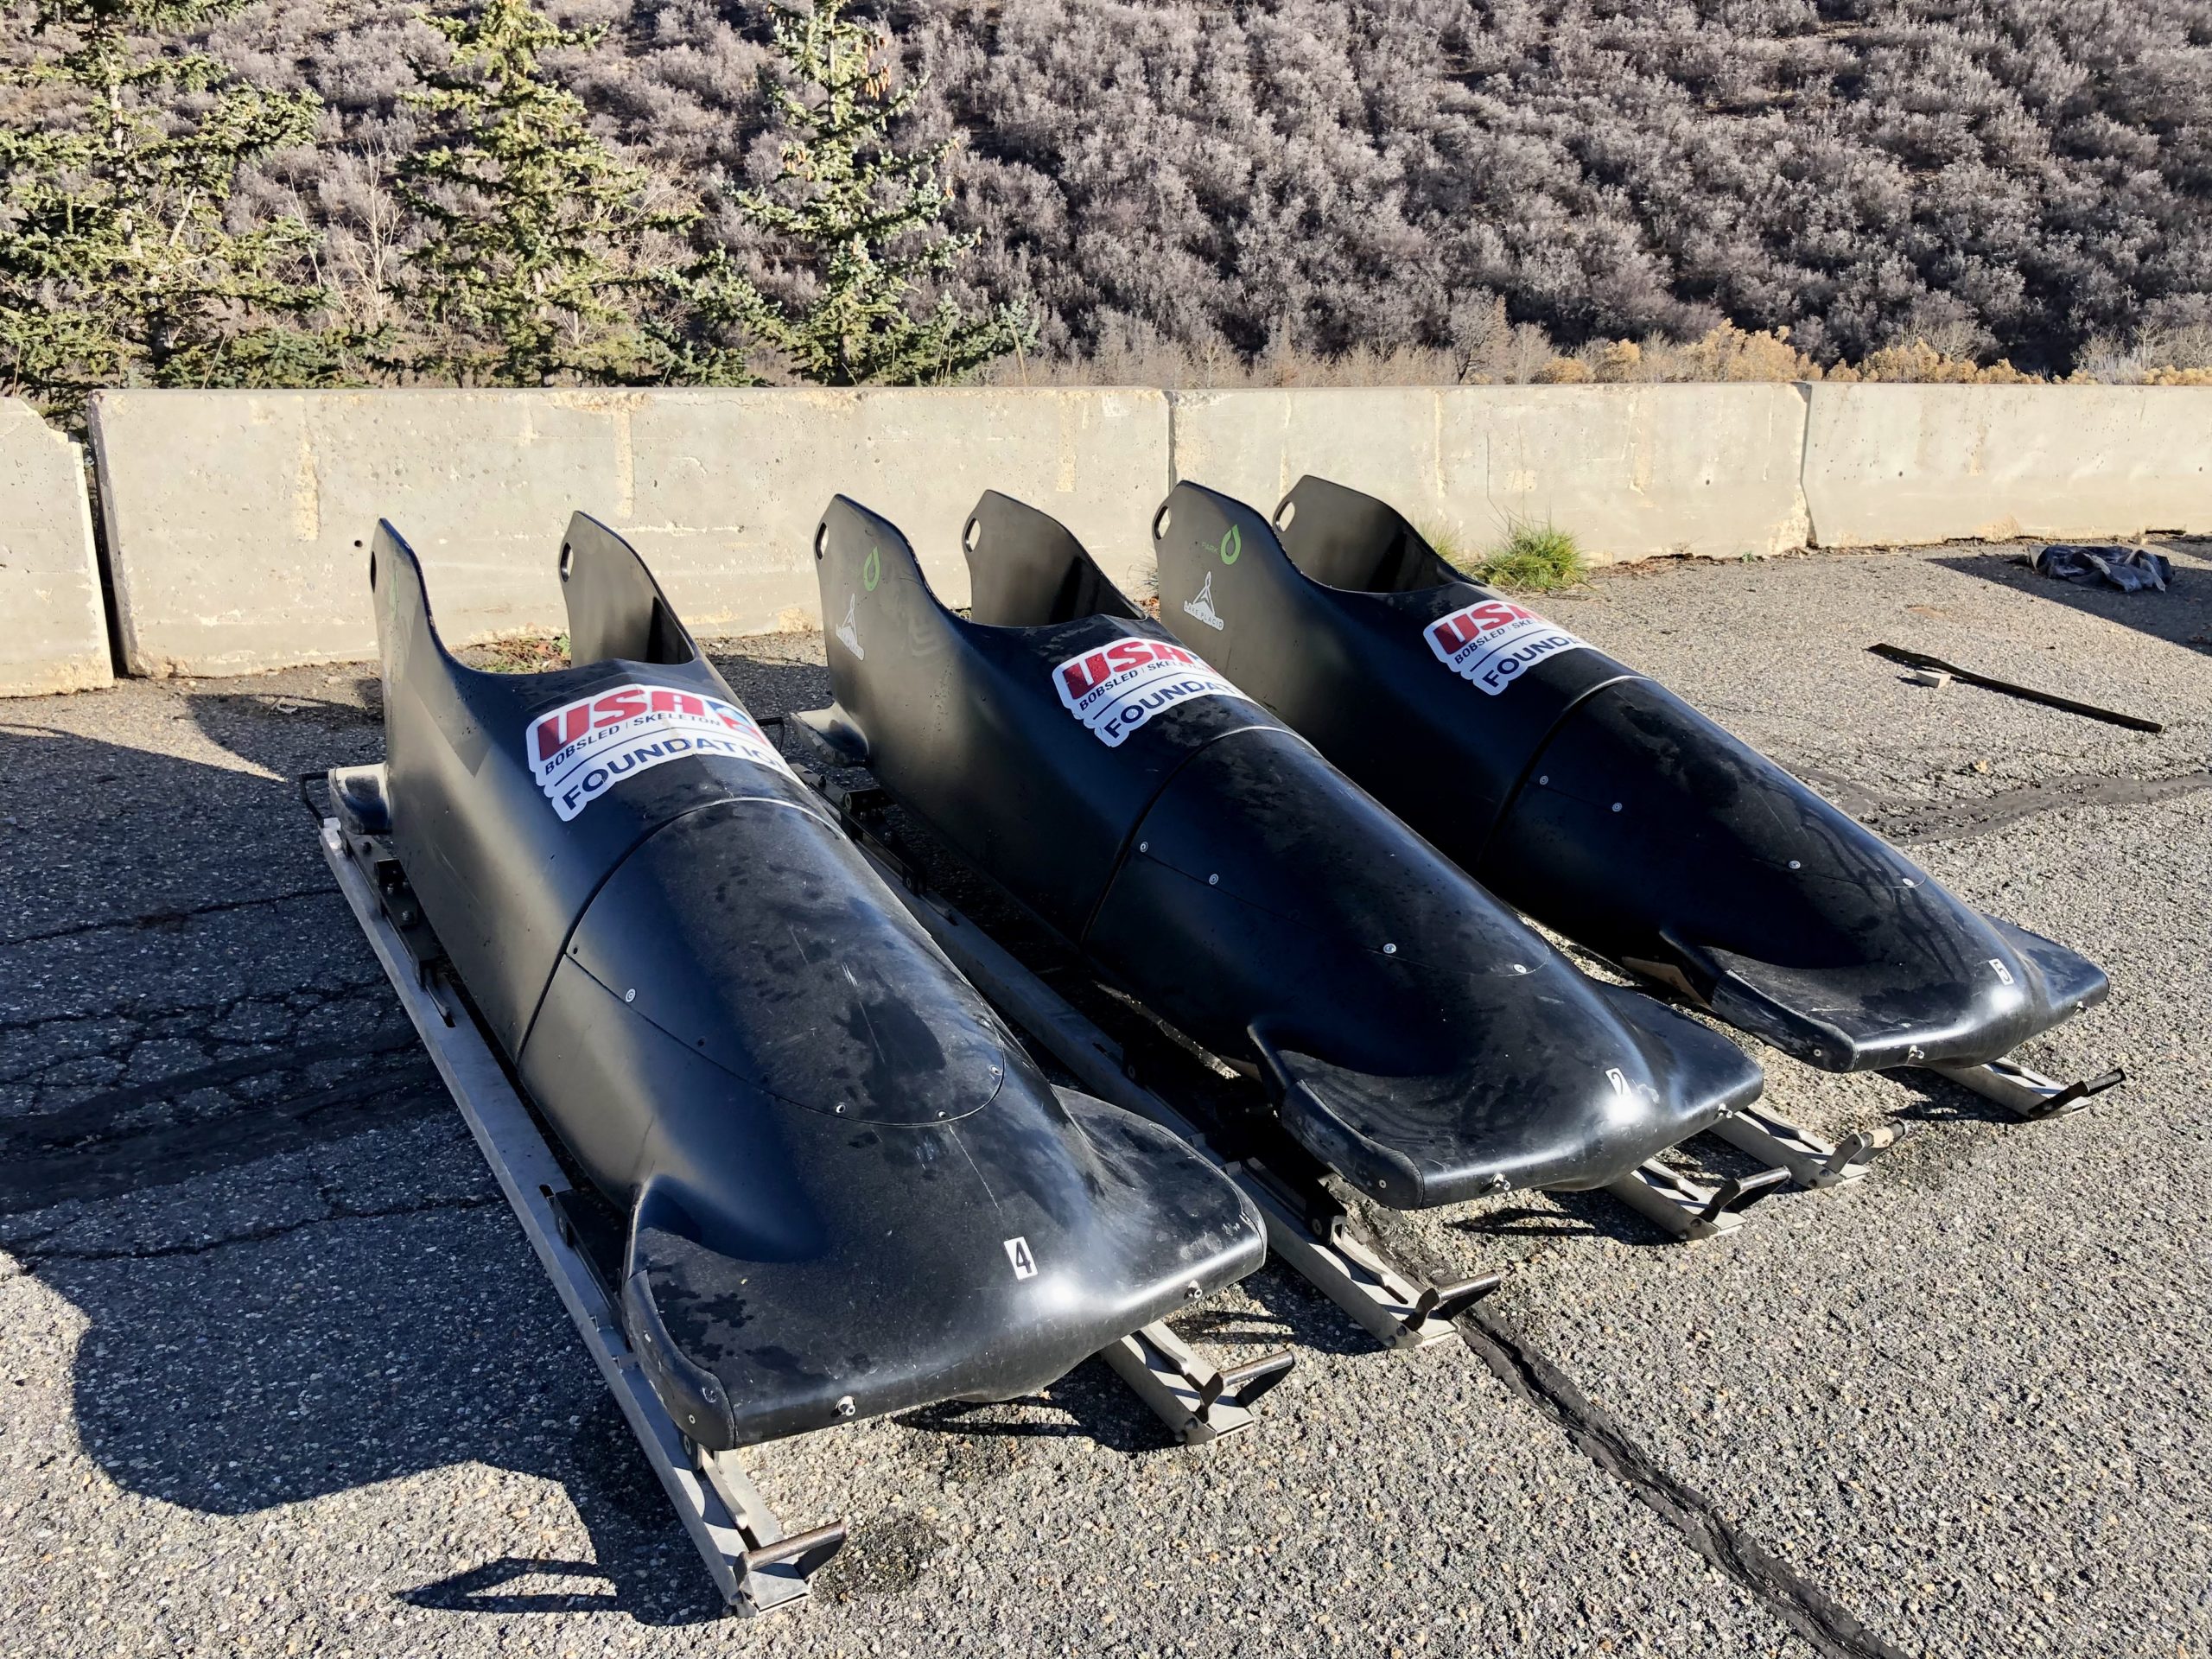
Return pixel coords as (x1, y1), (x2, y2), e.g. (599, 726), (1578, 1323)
(1382, 943), (1397, 955)
(1538, 774), (1549, 785)
(1512, 963), (1529, 975)
(1207, 874), (1219, 886)
(624, 988), (637, 1003)
(834, 1103), (845, 1114)
(1139, 841), (1149, 852)
(1184, 1281), (1204, 1302)
(1611, 802), (1623, 813)
(1788, 860), (1801, 870)
(835, 1395), (856, 1419)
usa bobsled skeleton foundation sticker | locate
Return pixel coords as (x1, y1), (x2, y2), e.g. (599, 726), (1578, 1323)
(527, 683), (797, 821)
(1053, 638), (1247, 747)
(1425, 599), (1589, 695)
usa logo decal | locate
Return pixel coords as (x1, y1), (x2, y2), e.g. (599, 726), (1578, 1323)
(1425, 599), (1588, 695)
(525, 683), (796, 821)
(1052, 637), (1246, 748)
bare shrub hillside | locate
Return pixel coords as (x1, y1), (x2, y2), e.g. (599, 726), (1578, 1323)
(13, 0), (2212, 381)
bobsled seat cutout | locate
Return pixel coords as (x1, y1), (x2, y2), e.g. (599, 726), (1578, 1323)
(1150, 476), (2107, 1072)
(371, 513), (1263, 1446)
(803, 493), (1764, 1208)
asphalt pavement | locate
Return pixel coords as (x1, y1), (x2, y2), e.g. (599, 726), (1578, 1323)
(1, 539), (2205, 1658)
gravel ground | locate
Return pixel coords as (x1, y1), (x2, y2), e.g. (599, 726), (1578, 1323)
(0, 538), (2204, 1658)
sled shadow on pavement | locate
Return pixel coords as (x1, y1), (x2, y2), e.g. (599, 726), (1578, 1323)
(0, 662), (1349, 1629)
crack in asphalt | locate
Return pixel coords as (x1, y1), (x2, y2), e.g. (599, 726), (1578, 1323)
(1, 883), (342, 949)
(1876, 768), (2212, 845)
(6, 1191), (504, 1268)
(1459, 1305), (1910, 1659)
(0, 976), (390, 1048)
(0, 1060), (446, 1214)
(2, 1036), (420, 1149)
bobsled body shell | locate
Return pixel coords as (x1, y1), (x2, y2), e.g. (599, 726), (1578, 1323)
(810, 494), (1764, 1206)
(370, 517), (1262, 1446)
(1150, 478), (2107, 1071)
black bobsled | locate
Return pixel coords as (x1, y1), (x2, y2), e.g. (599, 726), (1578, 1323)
(797, 493), (1764, 1209)
(1147, 476), (2108, 1072)
(365, 513), (1263, 1448)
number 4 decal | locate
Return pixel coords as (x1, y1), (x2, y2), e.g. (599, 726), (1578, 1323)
(1004, 1236), (1038, 1280)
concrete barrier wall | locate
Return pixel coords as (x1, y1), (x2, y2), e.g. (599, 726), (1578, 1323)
(1169, 385), (1813, 561)
(1802, 385), (2212, 548)
(1, 400), (110, 696)
(60, 381), (2212, 686)
(88, 388), (1170, 677)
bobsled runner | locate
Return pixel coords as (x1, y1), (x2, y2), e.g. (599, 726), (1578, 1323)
(797, 493), (1764, 1210)
(353, 512), (1267, 1454)
(1147, 476), (2111, 1081)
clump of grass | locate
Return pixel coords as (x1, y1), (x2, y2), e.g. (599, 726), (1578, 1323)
(1472, 519), (1586, 593)
(1417, 521), (1466, 570)
(464, 632), (571, 673)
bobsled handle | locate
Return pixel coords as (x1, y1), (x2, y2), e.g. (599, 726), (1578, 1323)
(560, 512), (699, 668)
(962, 490), (1141, 628)
(1271, 476), (1462, 594)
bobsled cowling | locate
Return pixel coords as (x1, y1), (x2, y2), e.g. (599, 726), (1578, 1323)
(370, 514), (1262, 1447)
(1148, 476), (2107, 1072)
(799, 493), (1764, 1208)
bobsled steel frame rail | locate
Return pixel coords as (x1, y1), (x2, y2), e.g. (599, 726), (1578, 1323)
(803, 772), (1494, 1351)
(318, 816), (845, 1617)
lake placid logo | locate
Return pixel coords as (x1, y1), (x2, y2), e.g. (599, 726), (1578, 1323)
(1424, 599), (1589, 695)
(1052, 636), (1247, 747)
(1182, 570), (1225, 631)
(525, 683), (795, 822)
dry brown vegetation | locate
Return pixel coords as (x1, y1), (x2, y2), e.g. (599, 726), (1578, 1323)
(10, 0), (2212, 386)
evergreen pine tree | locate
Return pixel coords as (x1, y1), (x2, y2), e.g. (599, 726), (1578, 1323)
(700, 0), (1028, 386)
(399, 0), (689, 385)
(0, 0), (337, 418)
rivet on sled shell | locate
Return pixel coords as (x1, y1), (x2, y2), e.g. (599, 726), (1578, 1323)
(1611, 802), (1623, 813)
(1208, 874), (1219, 886)
(624, 988), (636, 1003)
(836, 1395), (856, 1418)
(1185, 1281), (1204, 1302)
(1382, 943), (1397, 955)
(1789, 860), (1801, 869)
(1538, 775), (1548, 785)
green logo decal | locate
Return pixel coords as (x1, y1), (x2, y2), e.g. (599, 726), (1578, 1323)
(1217, 524), (1242, 565)
(863, 545), (882, 591)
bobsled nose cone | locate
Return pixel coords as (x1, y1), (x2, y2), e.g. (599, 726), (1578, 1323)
(1560, 988), (1769, 1186)
(1266, 979), (1764, 1208)
(1449, 985), (1766, 1198)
